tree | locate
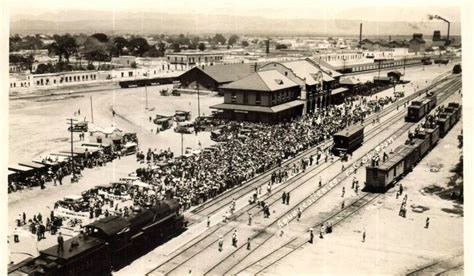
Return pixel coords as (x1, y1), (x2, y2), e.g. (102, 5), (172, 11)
(91, 33), (109, 43)
(128, 37), (150, 57)
(172, 42), (181, 53)
(112, 36), (129, 57)
(212, 34), (226, 45)
(198, 43), (206, 51)
(49, 34), (78, 63)
(228, 34), (239, 46)
(130, 61), (137, 68)
(83, 37), (108, 63)
(241, 41), (249, 47)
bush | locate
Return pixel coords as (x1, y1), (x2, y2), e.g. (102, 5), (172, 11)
(453, 64), (462, 74)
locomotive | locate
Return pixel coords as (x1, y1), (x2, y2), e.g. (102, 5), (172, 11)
(8, 199), (185, 276)
(366, 102), (461, 192)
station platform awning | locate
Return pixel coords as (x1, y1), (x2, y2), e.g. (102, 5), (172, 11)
(211, 100), (304, 114)
(331, 87), (349, 95)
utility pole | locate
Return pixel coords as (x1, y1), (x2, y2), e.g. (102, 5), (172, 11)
(378, 60), (382, 78)
(181, 132), (184, 156)
(90, 96), (94, 123)
(145, 83), (148, 110)
(422, 52), (426, 71)
(67, 118), (78, 176)
(197, 83), (201, 119)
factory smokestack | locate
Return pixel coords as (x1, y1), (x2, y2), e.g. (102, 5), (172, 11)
(428, 14), (451, 45)
(359, 23), (363, 48)
(265, 40), (270, 54)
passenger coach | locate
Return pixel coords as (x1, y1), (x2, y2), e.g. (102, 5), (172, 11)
(331, 125), (364, 156)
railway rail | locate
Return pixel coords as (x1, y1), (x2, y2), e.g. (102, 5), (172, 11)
(145, 76), (461, 276)
(211, 78), (462, 276)
(187, 73), (457, 222)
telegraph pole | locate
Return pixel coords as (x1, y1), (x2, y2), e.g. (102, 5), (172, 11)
(181, 132), (184, 156)
(67, 118), (78, 176)
(145, 83), (148, 110)
(90, 96), (94, 123)
(197, 83), (201, 118)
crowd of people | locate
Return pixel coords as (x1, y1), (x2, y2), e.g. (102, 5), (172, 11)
(133, 97), (387, 211)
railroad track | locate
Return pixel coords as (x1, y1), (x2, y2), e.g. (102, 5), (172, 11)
(234, 193), (382, 275)
(146, 76), (461, 276)
(187, 74), (456, 221)
(209, 78), (462, 276)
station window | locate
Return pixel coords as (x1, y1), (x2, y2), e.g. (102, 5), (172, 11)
(256, 93), (261, 105)
(243, 93), (248, 104)
(231, 91), (237, 103)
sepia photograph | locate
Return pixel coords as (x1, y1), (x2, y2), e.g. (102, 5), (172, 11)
(1, 0), (472, 275)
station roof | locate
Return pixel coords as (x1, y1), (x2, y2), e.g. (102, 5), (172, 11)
(331, 87), (349, 95)
(221, 70), (298, 91)
(198, 63), (261, 84)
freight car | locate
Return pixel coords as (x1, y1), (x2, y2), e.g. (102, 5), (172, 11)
(331, 125), (364, 156)
(8, 199), (185, 276)
(405, 93), (437, 122)
(366, 103), (460, 192)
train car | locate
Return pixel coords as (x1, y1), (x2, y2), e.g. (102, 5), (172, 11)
(436, 115), (451, 138)
(405, 94), (436, 122)
(331, 125), (364, 156)
(8, 236), (111, 276)
(365, 150), (405, 192)
(448, 102), (461, 121)
(443, 107), (457, 128)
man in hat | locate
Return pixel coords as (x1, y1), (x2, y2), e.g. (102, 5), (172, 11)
(207, 215), (211, 228)
(247, 237), (251, 250)
(282, 191), (287, 205)
(309, 228), (314, 244)
(286, 192), (290, 205)
(297, 207), (302, 221)
(425, 217), (430, 229)
(232, 230), (238, 247)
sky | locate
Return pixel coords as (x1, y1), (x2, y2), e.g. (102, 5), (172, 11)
(8, 0), (461, 23)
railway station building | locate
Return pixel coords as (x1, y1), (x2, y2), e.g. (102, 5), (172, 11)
(211, 70), (304, 123)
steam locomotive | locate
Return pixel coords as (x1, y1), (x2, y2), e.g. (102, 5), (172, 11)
(8, 199), (185, 276)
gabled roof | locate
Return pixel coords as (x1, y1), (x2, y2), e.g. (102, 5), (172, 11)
(221, 70), (298, 91)
(280, 60), (322, 86)
(409, 37), (426, 44)
(199, 63), (261, 83)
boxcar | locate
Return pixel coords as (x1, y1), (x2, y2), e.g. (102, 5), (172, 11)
(437, 116), (450, 138)
(448, 102), (461, 121)
(331, 125), (364, 156)
(443, 107), (457, 127)
(366, 153), (405, 192)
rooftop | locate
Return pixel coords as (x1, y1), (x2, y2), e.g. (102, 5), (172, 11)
(221, 70), (298, 91)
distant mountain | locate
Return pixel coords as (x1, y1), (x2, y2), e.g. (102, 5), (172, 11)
(10, 11), (460, 36)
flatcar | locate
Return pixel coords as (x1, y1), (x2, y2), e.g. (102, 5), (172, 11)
(8, 199), (185, 276)
(366, 103), (461, 192)
(331, 125), (364, 156)
(405, 93), (437, 122)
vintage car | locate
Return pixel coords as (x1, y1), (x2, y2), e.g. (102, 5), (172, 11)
(68, 121), (88, 132)
(174, 110), (192, 122)
(174, 122), (195, 134)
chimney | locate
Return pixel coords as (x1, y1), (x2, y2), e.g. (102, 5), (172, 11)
(265, 40), (270, 54)
(359, 23), (363, 47)
(446, 22), (451, 45)
(433, 31), (441, 41)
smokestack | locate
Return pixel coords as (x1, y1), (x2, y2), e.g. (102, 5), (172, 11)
(447, 22), (451, 45)
(359, 23), (363, 47)
(265, 40), (270, 54)
(428, 14), (451, 45)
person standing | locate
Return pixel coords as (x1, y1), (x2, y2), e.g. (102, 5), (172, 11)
(297, 207), (302, 221)
(232, 230), (238, 247)
(248, 213), (252, 226)
(341, 186), (345, 197)
(362, 229), (366, 243)
(286, 192), (290, 205)
(57, 232), (64, 253)
(309, 228), (314, 244)
(319, 176), (322, 187)
(425, 217), (430, 229)
(282, 191), (287, 204)
(247, 237), (251, 250)
(207, 215), (211, 228)
(218, 236), (223, 252)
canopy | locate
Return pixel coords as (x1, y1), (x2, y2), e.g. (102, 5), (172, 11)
(8, 170), (17, 176)
(19, 161), (46, 169)
(8, 164), (34, 173)
(124, 142), (138, 148)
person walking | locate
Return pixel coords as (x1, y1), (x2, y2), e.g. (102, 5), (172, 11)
(319, 176), (322, 187)
(232, 230), (238, 247)
(286, 192), (290, 205)
(297, 207), (302, 221)
(248, 213), (252, 226)
(425, 217), (430, 229)
(282, 191), (287, 204)
(247, 237), (251, 250)
(342, 186), (345, 197)
(309, 228), (314, 244)
(207, 215), (211, 228)
(362, 229), (366, 243)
